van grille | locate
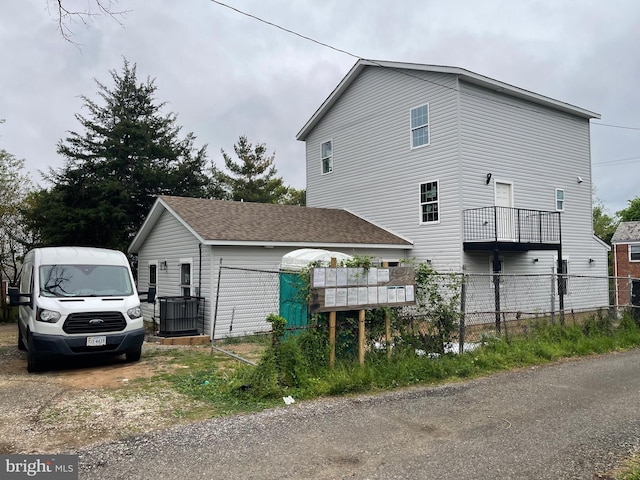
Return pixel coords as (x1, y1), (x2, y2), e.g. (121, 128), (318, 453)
(63, 312), (127, 334)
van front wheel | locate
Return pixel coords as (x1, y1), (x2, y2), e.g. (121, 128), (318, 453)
(17, 326), (26, 351)
(125, 346), (142, 363)
(27, 336), (43, 373)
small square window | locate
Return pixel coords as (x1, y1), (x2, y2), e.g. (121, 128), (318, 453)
(631, 245), (640, 261)
(321, 140), (333, 174)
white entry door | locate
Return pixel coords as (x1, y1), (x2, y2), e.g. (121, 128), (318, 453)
(495, 181), (515, 240)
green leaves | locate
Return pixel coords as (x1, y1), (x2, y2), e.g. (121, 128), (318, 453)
(213, 135), (304, 205)
(27, 59), (210, 251)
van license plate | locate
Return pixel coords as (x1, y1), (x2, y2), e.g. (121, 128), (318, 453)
(87, 336), (106, 347)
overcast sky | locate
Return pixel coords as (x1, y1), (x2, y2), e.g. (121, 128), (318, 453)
(1, 0), (639, 213)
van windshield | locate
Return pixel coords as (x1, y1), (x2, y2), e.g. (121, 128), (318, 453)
(39, 264), (134, 297)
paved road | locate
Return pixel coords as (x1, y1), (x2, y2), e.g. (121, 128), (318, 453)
(77, 349), (640, 479)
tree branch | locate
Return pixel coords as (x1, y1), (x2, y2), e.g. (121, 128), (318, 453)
(51, 0), (130, 43)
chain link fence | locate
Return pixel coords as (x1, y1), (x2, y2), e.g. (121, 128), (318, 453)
(212, 265), (639, 351)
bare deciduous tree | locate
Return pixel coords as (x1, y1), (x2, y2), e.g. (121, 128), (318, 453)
(49, 0), (130, 41)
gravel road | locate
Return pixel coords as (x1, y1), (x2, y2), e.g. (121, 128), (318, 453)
(76, 348), (640, 480)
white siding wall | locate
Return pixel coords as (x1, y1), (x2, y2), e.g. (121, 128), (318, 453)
(305, 66), (463, 272)
(459, 81), (594, 266)
(210, 245), (410, 338)
(304, 65), (609, 312)
(458, 81), (609, 310)
(136, 211), (211, 334)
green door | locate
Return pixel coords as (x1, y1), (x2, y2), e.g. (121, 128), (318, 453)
(279, 271), (308, 333)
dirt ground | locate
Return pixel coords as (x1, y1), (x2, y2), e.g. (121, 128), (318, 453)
(0, 323), (262, 454)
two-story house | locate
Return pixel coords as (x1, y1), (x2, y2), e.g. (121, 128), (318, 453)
(297, 59), (610, 315)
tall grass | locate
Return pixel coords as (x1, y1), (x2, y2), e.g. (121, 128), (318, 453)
(162, 313), (640, 414)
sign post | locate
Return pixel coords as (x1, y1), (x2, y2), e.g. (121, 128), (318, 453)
(309, 262), (415, 368)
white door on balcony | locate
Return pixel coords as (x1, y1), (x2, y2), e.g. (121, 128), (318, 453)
(495, 181), (515, 240)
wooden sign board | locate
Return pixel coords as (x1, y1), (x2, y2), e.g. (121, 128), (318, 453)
(309, 266), (416, 313)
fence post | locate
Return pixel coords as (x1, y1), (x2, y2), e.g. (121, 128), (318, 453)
(459, 271), (466, 355)
(211, 258), (223, 341)
(493, 249), (501, 334)
(358, 309), (366, 367)
(550, 266), (556, 325)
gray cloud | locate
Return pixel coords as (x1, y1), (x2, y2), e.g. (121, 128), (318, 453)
(1, 0), (638, 212)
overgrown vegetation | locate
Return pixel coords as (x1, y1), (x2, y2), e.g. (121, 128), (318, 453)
(156, 312), (640, 416)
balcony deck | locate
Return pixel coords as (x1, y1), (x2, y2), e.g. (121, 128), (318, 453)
(463, 207), (561, 252)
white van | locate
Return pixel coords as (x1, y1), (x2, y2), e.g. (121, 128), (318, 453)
(9, 247), (155, 372)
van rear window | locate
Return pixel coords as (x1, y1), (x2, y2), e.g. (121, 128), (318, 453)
(39, 265), (134, 297)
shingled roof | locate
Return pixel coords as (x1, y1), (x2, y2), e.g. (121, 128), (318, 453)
(129, 196), (412, 252)
(611, 221), (640, 244)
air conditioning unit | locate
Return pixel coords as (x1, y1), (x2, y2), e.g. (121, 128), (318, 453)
(158, 297), (200, 337)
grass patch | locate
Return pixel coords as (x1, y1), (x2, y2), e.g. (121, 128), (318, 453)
(139, 313), (640, 418)
(615, 456), (640, 480)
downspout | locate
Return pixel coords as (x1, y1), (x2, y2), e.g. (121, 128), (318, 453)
(198, 243), (202, 297)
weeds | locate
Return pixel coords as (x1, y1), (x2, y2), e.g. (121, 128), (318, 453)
(143, 312), (640, 419)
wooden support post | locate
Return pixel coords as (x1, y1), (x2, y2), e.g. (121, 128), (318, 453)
(385, 309), (391, 360)
(329, 311), (336, 370)
(358, 309), (366, 367)
(329, 257), (337, 369)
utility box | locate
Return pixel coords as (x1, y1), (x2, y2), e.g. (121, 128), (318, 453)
(158, 296), (204, 337)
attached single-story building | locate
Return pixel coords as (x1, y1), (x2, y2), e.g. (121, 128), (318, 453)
(129, 195), (413, 338)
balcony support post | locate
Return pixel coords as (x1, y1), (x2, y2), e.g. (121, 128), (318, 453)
(492, 247), (501, 334)
(557, 213), (565, 326)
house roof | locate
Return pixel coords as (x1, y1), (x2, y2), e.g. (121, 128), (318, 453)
(129, 196), (413, 253)
(296, 59), (601, 141)
(611, 221), (640, 244)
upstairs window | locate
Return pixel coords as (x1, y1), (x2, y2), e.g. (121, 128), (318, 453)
(631, 244), (640, 261)
(410, 104), (430, 148)
(321, 140), (333, 174)
(419, 181), (439, 224)
(555, 188), (565, 211)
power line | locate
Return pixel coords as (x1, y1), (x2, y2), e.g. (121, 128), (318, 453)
(591, 122), (640, 131)
(209, 0), (359, 59)
(210, 0), (640, 132)
(593, 155), (640, 166)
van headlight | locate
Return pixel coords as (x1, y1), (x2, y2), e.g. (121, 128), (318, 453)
(127, 306), (142, 319)
(37, 308), (61, 323)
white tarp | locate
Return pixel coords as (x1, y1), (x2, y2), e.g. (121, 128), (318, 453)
(281, 248), (353, 271)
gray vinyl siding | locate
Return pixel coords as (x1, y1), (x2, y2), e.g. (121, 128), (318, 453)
(458, 80), (600, 280)
(305, 65), (463, 272)
(303, 64), (609, 312)
(210, 245), (410, 339)
(136, 210), (211, 334)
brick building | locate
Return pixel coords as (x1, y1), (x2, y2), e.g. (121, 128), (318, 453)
(612, 221), (640, 307)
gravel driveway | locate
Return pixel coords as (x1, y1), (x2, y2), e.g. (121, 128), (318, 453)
(75, 349), (640, 480)
(0, 323), (206, 453)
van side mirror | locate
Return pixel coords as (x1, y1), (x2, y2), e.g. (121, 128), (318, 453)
(146, 287), (156, 303)
(8, 287), (31, 306)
